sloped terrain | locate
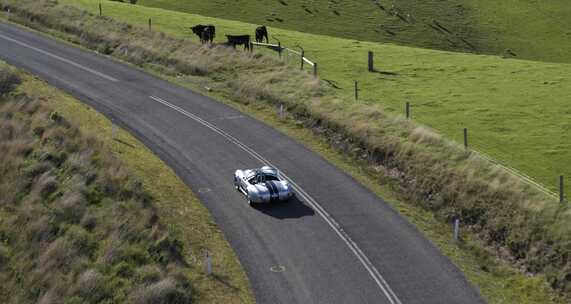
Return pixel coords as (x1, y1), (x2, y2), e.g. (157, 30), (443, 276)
(139, 0), (571, 63)
(0, 62), (253, 303)
(62, 0), (571, 195)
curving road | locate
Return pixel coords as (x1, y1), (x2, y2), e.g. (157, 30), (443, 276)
(0, 22), (485, 304)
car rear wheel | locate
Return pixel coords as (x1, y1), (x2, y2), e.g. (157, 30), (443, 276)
(233, 177), (240, 191)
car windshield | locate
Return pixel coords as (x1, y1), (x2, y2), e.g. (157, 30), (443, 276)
(248, 173), (279, 184)
(265, 175), (279, 181)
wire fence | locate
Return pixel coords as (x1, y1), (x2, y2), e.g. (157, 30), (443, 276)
(251, 41), (317, 77)
(104, 0), (562, 203)
(471, 147), (559, 199)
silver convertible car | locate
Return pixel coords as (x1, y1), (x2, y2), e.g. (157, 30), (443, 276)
(233, 166), (294, 205)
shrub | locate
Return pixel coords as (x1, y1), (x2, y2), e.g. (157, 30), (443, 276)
(53, 192), (87, 224)
(25, 215), (57, 247)
(0, 245), (8, 271)
(134, 277), (192, 304)
(34, 171), (58, 198)
(135, 265), (163, 284)
(71, 269), (111, 304)
(0, 63), (194, 303)
(63, 226), (96, 258)
(38, 237), (76, 273)
(149, 233), (184, 265)
(0, 67), (20, 95)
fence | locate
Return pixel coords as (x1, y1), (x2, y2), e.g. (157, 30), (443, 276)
(472, 147), (560, 200)
(251, 41), (318, 78)
(97, 0), (565, 202)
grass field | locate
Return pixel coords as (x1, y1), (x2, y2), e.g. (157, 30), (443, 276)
(63, 0), (571, 197)
(3, 1), (571, 302)
(138, 0), (571, 64)
(0, 63), (254, 303)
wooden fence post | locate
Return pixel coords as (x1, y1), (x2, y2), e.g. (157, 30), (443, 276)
(463, 128), (468, 149)
(99, 3), (102, 16)
(300, 50), (305, 70)
(148, 18), (152, 31)
(406, 102), (411, 119)
(354, 81), (359, 101)
(313, 63), (318, 78)
(278, 42), (282, 58)
(368, 51), (374, 72)
(561, 175), (565, 203)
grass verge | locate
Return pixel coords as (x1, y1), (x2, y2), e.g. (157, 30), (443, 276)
(0, 0), (569, 302)
(0, 63), (254, 303)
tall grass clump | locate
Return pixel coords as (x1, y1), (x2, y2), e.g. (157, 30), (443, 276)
(0, 62), (192, 303)
(1, 0), (571, 299)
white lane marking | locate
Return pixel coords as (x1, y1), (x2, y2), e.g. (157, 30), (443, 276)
(149, 95), (403, 304)
(0, 33), (119, 82)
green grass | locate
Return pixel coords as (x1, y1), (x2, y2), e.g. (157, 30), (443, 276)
(2, 1), (571, 302)
(138, 0), (571, 64)
(62, 0), (571, 196)
(0, 64), (254, 303)
(159, 68), (567, 304)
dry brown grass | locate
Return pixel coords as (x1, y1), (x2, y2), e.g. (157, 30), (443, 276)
(0, 63), (194, 303)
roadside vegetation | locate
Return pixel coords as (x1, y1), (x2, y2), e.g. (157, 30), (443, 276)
(0, 0), (570, 303)
(60, 0), (571, 197)
(0, 62), (253, 303)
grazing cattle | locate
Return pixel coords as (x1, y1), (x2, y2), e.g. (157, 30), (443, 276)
(226, 35), (251, 51)
(191, 24), (216, 44)
(255, 26), (269, 43)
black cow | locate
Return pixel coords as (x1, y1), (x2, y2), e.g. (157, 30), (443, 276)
(226, 35), (251, 51)
(191, 24), (216, 44)
(255, 26), (268, 43)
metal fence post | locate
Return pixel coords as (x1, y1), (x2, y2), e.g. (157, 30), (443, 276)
(463, 128), (468, 149)
(148, 18), (152, 32)
(278, 42), (282, 58)
(99, 3), (103, 16)
(111, 123), (117, 140)
(561, 175), (565, 203)
(300, 50), (305, 70)
(406, 102), (410, 119)
(354, 81), (359, 101)
(453, 218), (460, 241)
(279, 104), (284, 119)
(368, 51), (374, 72)
(206, 250), (212, 276)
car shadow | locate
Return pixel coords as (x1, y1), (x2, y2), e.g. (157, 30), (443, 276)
(252, 195), (315, 219)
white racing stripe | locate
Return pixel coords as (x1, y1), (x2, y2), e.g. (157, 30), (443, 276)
(0, 33), (119, 82)
(150, 95), (403, 304)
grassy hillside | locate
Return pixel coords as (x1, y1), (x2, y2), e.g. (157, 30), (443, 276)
(62, 0), (571, 196)
(138, 0), (571, 64)
(0, 63), (253, 303)
(2, 0), (571, 302)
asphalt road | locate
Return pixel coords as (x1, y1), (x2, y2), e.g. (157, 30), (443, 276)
(0, 22), (485, 304)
